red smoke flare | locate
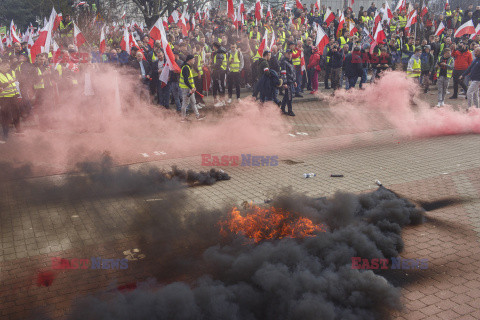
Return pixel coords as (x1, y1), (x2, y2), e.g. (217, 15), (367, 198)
(220, 206), (325, 242)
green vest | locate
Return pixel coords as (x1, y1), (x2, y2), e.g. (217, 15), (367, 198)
(228, 51), (241, 72)
(179, 64), (195, 89)
(407, 58), (421, 77)
(292, 49), (300, 66)
(214, 54), (227, 71)
(0, 72), (18, 98)
(34, 68), (45, 89)
(436, 56), (454, 78)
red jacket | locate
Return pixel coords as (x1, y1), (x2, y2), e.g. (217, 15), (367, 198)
(452, 50), (473, 70)
(307, 52), (322, 71)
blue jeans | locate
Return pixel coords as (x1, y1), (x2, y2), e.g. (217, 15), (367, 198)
(168, 81), (182, 111)
(360, 68), (368, 88)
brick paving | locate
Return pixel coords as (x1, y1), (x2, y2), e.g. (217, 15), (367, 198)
(0, 85), (479, 319)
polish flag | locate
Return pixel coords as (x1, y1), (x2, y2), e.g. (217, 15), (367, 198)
(0, 36), (4, 53)
(158, 18), (180, 85)
(53, 12), (62, 32)
(179, 8), (188, 37)
(240, 0), (245, 14)
(296, 0), (304, 10)
(374, 22), (386, 44)
(150, 16), (163, 41)
(163, 17), (169, 30)
(169, 10), (179, 24)
(44, 8), (58, 54)
(384, 1), (393, 21)
(255, 0), (262, 21)
(315, 24), (329, 54)
(435, 21), (445, 36)
(470, 24), (480, 40)
(348, 0), (355, 9)
(266, 5), (272, 19)
(74, 22), (86, 48)
(337, 12), (345, 36)
(99, 26), (106, 53)
(420, 4), (428, 18)
(374, 10), (382, 27)
(454, 20), (476, 38)
(324, 8), (335, 27)
(315, 0), (320, 12)
(121, 11), (126, 20)
(283, 2), (286, 12)
(269, 30), (276, 50)
(395, 0), (406, 13)
(129, 33), (140, 50)
(349, 23), (358, 36)
(404, 10), (417, 36)
(10, 20), (21, 43)
(30, 23), (49, 62)
(445, 0), (449, 10)
(258, 29), (268, 57)
(300, 50), (306, 74)
(120, 27), (130, 53)
(227, 0), (235, 21)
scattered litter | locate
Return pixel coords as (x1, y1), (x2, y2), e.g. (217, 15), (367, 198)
(153, 151), (167, 156)
(123, 249), (146, 261)
(288, 133), (296, 137)
(375, 180), (382, 186)
(71, 215), (79, 218)
(296, 132), (309, 136)
(442, 173), (448, 175)
(330, 174), (344, 178)
(303, 173), (316, 178)
(281, 159), (304, 165)
(145, 198), (164, 202)
(140, 153), (149, 158)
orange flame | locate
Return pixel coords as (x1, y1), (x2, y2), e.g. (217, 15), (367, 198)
(220, 206), (326, 243)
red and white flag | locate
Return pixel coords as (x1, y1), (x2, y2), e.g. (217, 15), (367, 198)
(44, 7), (58, 54)
(395, 0), (406, 13)
(296, 0), (304, 10)
(30, 23), (49, 62)
(384, 1), (393, 20)
(337, 12), (345, 36)
(240, 0), (245, 14)
(169, 10), (179, 24)
(269, 30), (276, 50)
(470, 24), (480, 40)
(454, 20), (476, 38)
(435, 21), (445, 36)
(404, 10), (417, 36)
(10, 20), (21, 43)
(129, 33), (140, 51)
(445, 0), (449, 10)
(179, 8), (188, 37)
(158, 19), (180, 85)
(227, 0), (235, 21)
(121, 11), (126, 20)
(74, 22), (86, 48)
(315, 24), (329, 54)
(300, 50), (306, 74)
(255, 0), (263, 21)
(149, 16), (162, 41)
(324, 8), (335, 27)
(349, 22), (358, 36)
(99, 26), (106, 53)
(420, 3), (428, 18)
(315, 0), (320, 12)
(374, 22), (386, 44)
(120, 27), (130, 53)
(374, 10), (382, 26)
(163, 17), (169, 30)
(0, 35), (4, 53)
(348, 0), (355, 9)
(266, 4), (272, 19)
(258, 29), (268, 57)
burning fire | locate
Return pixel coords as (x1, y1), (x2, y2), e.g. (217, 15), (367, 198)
(220, 205), (325, 242)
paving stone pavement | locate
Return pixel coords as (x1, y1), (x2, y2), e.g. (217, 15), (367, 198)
(0, 90), (479, 319)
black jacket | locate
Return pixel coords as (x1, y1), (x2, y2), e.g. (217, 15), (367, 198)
(328, 50), (343, 69)
(280, 57), (296, 84)
(343, 51), (363, 78)
(130, 59), (152, 84)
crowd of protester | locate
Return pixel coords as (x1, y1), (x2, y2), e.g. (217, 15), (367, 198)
(1, 2), (480, 141)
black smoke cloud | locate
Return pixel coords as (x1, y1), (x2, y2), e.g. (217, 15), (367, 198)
(67, 187), (424, 320)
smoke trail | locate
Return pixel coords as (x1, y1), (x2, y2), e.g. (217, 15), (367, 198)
(67, 187), (424, 320)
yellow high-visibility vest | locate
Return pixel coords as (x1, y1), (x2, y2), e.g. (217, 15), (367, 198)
(0, 72), (18, 97)
(179, 64), (195, 89)
(292, 50), (301, 66)
(407, 58), (421, 77)
(228, 51), (241, 72)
